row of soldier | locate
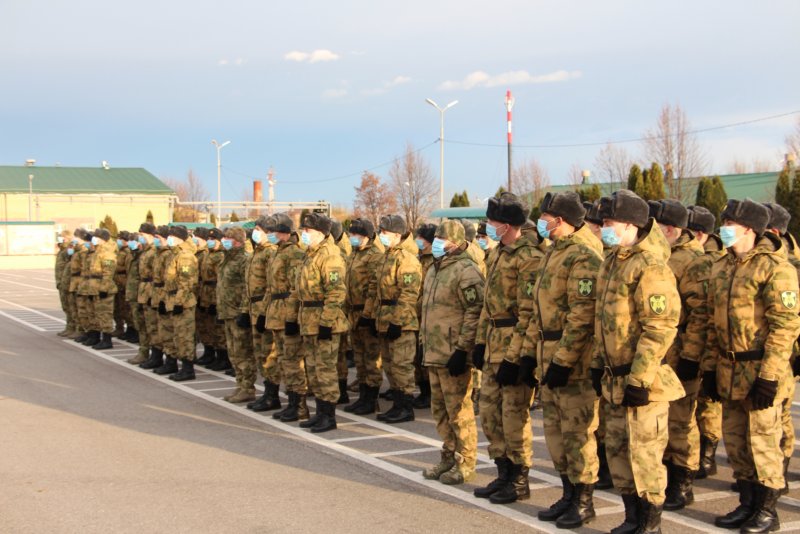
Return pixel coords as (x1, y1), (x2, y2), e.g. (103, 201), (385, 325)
(53, 189), (800, 534)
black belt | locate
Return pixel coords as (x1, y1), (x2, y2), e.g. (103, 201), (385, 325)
(142, 277), (153, 282)
(89, 275), (102, 279)
(250, 294), (265, 303)
(154, 282), (165, 287)
(116, 271), (127, 275)
(490, 317), (518, 328)
(167, 290), (177, 296)
(203, 281), (217, 286)
(302, 300), (324, 308)
(351, 304), (365, 311)
(606, 358), (668, 377)
(722, 349), (764, 362)
(538, 330), (563, 341)
(71, 273), (80, 277)
(380, 299), (398, 306)
(271, 292), (290, 300)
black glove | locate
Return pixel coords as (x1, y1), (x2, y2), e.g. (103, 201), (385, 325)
(414, 343), (424, 367)
(318, 325), (332, 340)
(284, 321), (300, 336)
(357, 316), (372, 328)
(676, 358), (700, 382)
(255, 315), (266, 333)
(158, 301), (167, 315)
(386, 323), (402, 341)
(793, 357), (800, 377)
(495, 359), (520, 387)
(542, 362), (572, 389)
(621, 384), (649, 407)
(173, 305), (184, 315)
(590, 368), (603, 397)
(99, 291), (108, 299)
(446, 349), (468, 377)
(519, 355), (538, 388)
(702, 371), (721, 402)
(197, 305), (207, 313)
(472, 344), (486, 369)
(207, 304), (217, 316)
(235, 313), (250, 329)
(749, 377), (778, 410)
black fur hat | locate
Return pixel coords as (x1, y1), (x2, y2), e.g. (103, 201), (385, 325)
(540, 191), (586, 227)
(477, 221), (488, 236)
(584, 200), (603, 225)
(599, 190), (649, 228)
(415, 223), (437, 244)
(118, 230), (130, 241)
(721, 199), (770, 235)
(193, 227), (210, 240)
(272, 213), (294, 234)
(156, 225), (171, 238)
(301, 212), (332, 236)
(74, 228), (91, 241)
(169, 225), (189, 241)
(208, 228), (224, 240)
(379, 214), (407, 235)
(255, 215), (273, 232)
(349, 218), (375, 238)
(648, 199), (689, 228)
(763, 202), (791, 234)
(138, 222), (156, 235)
(687, 205), (716, 234)
(330, 219), (344, 241)
(93, 228), (111, 241)
(486, 192), (527, 226)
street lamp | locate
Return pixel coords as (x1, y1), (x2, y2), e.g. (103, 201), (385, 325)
(426, 98), (458, 209)
(211, 139), (231, 220)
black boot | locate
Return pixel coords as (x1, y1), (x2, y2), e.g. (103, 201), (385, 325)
(273, 391), (295, 420)
(412, 380), (431, 409)
(383, 391), (414, 424)
(697, 435), (718, 479)
(715, 479), (756, 528)
(127, 328), (139, 344)
(196, 345), (215, 366)
(538, 474), (575, 521)
(379, 388), (394, 399)
(346, 349), (355, 368)
(663, 463), (694, 511)
(121, 325), (133, 340)
(154, 356), (179, 375)
(300, 398), (324, 428)
(92, 332), (114, 350)
(637, 498), (663, 534)
(489, 463), (530, 504)
(474, 457), (511, 498)
(377, 390), (401, 421)
(610, 493), (640, 534)
(344, 384), (367, 413)
(225, 368), (235, 377)
(170, 359), (196, 381)
(140, 347), (163, 369)
(780, 456), (791, 496)
(337, 379), (349, 405)
(352, 385), (379, 415)
(740, 484), (781, 533)
(278, 392), (308, 422)
(81, 330), (100, 346)
(597, 442), (614, 489)
(556, 483), (596, 528)
(310, 399), (337, 433)
(248, 380), (270, 409)
(252, 381), (281, 412)
(74, 331), (90, 343)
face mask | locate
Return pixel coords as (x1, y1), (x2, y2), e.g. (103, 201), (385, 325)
(57, 236), (64, 244)
(221, 238), (233, 251)
(91, 236), (100, 246)
(536, 218), (554, 240)
(153, 238), (161, 249)
(349, 236), (362, 248)
(252, 229), (263, 244)
(300, 231), (313, 247)
(720, 225), (740, 248)
(415, 238), (426, 251)
(486, 223), (505, 242)
(71, 238), (79, 246)
(192, 237), (199, 246)
(379, 234), (392, 248)
(477, 238), (488, 250)
(128, 240), (139, 251)
(601, 226), (622, 247)
(138, 236), (147, 245)
(431, 238), (447, 258)
(67, 248), (75, 256)
(166, 236), (176, 247)
(116, 239), (124, 249)
(267, 233), (279, 245)
(83, 241), (92, 249)
(207, 239), (217, 249)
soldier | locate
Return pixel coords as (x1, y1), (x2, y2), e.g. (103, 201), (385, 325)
(420, 220), (483, 485)
(56, 229), (74, 337)
(124, 233), (145, 362)
(192, 228), (213, 364)
(461, 219), (486, 275)
(75, 230), (97, 345)
(112, 231), (131, 339)
(331, 218), (353, 405)
(68, 230), (90, 341)
(413, 223), (437, 409)
(162, 225), (199, 381)
(369, 215), (422, 424)
(472, 193), (542, 505)
(471, 221), (496, 415)
(203, 228), (231, 372)
(527, 192), (603, 528)
(286, 213), (348, 433)
(84, 228), (118, 350)
(590, 190), (684, 533)
(136, 223), (163, 369)
(703, 199), (800, 532)
(343, 217), (385, 415)
(153, 226), (178, 375)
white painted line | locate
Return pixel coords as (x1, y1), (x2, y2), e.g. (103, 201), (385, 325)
(371, 446), (440, 458)
(0, 278), (58, 292)
(332, 433), (400, 443)
(0, 310), (45, 331)
(195, 386), (237, 393)
(0, 298), (65, 323)
(186, 379), (227, 385)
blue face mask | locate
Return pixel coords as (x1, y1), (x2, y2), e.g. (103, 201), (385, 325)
(207, 239), (217, 249)
(116, 239), (124, 249)
(719, 225), (739, 248)
(166, 236), (176, 247)
(477, 238), (489, 250)
(601, 226), (621, 247)
(91, 236), (100, 246)
(153, 238), (161, 249)
(138, 235), (147, 245)
(486, 223), (504, 242)
(431, 238), (447, 258)
(349, 235), (362, 248)
(300, 231), (312, 247)
(221, 238), (233, 251)
(267, 233), (279, 245)
(128, 240), (139, 251)
(536, 219), (553, 240)
(83, 241), (92, 249)
(379, 234), (392, 248)
(252, 229), (263, 244)
(67, 248), (75, 256)
(415, 238), (426, 251)
(192, 237), (199, 246)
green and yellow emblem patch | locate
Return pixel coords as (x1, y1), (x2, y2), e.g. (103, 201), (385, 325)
(525, 281), (534, 297)
(328, 271), (340, 283)
(463, 286), (478, 304)
(403, 273), (414, 285)
(180, 265), (190, 274)
(781, 290), (797, 310)
(648, 294), (667, 315)
(578, 279), (593, 297)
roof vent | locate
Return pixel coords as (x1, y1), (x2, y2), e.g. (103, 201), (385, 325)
(102, 161), (110, 170)
(25, 159), (36, 167)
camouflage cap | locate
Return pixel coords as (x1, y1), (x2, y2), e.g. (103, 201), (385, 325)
(138, 222), (156, 235)
(224, 226), (247, 243)
(330, 219), (344, 241)
(60, 228), (73, 238)
(721, 198), (769, 234)
(208, 228), (224, 240)
(301, 212), (332, 236)
(763, 202), (791, 234)
(379, 214), (407, 235)
(460, 219), (477, 241)
(272, 213), (294, 234)
(349, 217), (375, 238)
(647, 199), (688, 228)
(193, 227), (210, 240)
(599, 190), (649, 228)
(93, 228), (111, 241)
(415, 223), (437, 243)
(540, 191), (585, 227)
(687, 205), (716, 234)
(486, 192), (527, 226)
(435, 220), (466, 246)
(168, 225), (189, 240)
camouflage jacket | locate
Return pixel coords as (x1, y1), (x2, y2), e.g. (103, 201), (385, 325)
(528, 224), (603, 382)
(242, 241), (275, 322)
(136, 244), (157, 306)
(77, 246), (94, 296)
(124, 248), (141, 303)
(466, 240), (487, 276)
(164, 239), (198, 310)
(217, 246), (250, 320)
(86, 240), (118, 296)
(592, 220), (684, 404)
(345, 236), (384, 324)
(114, 247), (130, 290)
(68, 248), (85, 293)
(420, 248), (485, 366)
(265, 238), (305, 330)
(368, 234), (422, 332)
(194, 245), (208, 300)
(704, 234), (725, 258)
(198, 249), (223, 308)
(151, 246), (175, 307)
(55, 245), (70, 290)
(337, 234), (353, 262)
(416, 251), (435, 318)
(702, 233), (800, 400)
(286, 235), (348, 335)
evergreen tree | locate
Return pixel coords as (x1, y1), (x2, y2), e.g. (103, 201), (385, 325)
(627, 164), (645, 197)
(695, 176), (728, 226)
(789, 170), (800, 239)
(99, 215), (119, 238)
(776, 165), (792, 209)
(642, 162), (666, 200)
(146, 210), (154, 224)
(576, 183), (602, 202)
(210, 213), (218, 226)
(495, 186), (507, 197)
(230, 211), (240, 222)
(449, 191), (470, 207)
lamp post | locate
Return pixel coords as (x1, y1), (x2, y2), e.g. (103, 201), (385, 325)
(505, 90), (515, 192)
(28, 174), (33, 221)
(211, 139), (231, 220)
(425, 98), (458, 209)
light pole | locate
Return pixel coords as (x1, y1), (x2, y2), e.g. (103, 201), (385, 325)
(426, 98), (458, 209)
(28, 174), (33, 221)
(211, 139), (231, 220)
(505, 90), (515, 193)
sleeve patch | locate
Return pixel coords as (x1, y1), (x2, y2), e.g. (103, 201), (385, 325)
(328, 271), (340, 283)
(403, 273), (414, 285)
(648, 294), (667, 315)
(578, 279), (593, 296)
(781, 291), (797, 309)
(463, 286), (478, 304)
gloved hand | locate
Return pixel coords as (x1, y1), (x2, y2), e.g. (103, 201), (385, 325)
(173, 304), (184, 315)
(99, 291), (109, 299)
(386, 323), (402, 341)
(495, 359), (520, 387)
(542, 362), (572, 389)
(284, 321), (300, 336)
(519, 356), (538, 388)
(676, 358), (700, 382)
(357, 316), (372, 328)
(318, 325), (332, 341)
(702, 371), (721, 402)
(749, 376), (778, 410)
(207, 304), (217, 316)
(590, 368), (603, 397)
(255, 315), (266, 333)
(793, 357), (800, 377)
(472, 344), (486, 369)
(446, 349), (468, 377)
(235, 313), (251, 329)
(621, 384), (649, 407)
(414, 343), (424, 367)
(158, 301), (167, 315)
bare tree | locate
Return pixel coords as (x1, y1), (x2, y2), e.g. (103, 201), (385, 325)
(643, 103), (706, 201)
(353, 172), (397, 226)
(786, 116), (800, 160)
(566, 162), (584, 188)
(594, 143), (633, 193)
(388, 143), (438, 232)
(163, 169), (211, 222)
(511, 157), (551, 208)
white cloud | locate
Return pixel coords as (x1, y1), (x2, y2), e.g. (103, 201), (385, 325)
(362, 75), (412, 96)
(284, 49), (340, 63)
(218, 58), (247, 67)
(438, 69), (582, 91)
(322, 87), (348, 99)
(218, 59), (229, 66)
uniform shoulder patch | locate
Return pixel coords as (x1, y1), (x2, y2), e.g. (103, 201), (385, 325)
(578, 279), (593, 296)
(648, 294), (667, 315)
(463, 286), (478, 304)
(103, 259), (115, 267)
(403, 273), (414, 285)
(525, 281), (534, 297)
(180, 265), (191, 274)
(328, 271), (340, 283)
(781, 290), (797, 310)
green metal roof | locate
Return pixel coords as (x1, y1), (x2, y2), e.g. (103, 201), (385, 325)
(430, 207), (488, 219)
(0, 166), (174, 195)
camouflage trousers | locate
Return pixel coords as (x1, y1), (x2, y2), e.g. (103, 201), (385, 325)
(196, 307), (216, 346)
(429, 366), (477, 468)
(722, 398), (784, 490)
(696, 392), (722, 443)
(303, 334), (341, 404)
(131, 303), (150, 359)
(157, 307), (175, 355)
(479, 362), (534, 467)
(171, 307), (196, 360)
(144, 305), (160, 349)
(113, 288), (129, 329)
(352, 326), (383, 387)
(65, 292), (79, 333)
(224, 319), (255, 392)
(380, 331), (416, 395)
(253, 327), (281, 384)
(77, 295), (91, 331)
(596, 396), (608, 442)
(279, 332), (307, 394)
(92, 294), (115, 334)
(542, 380), (600, 484)
(606, 400), (669, 505)
(781, 380), (796, 458)
(336, 333), (350, 380)
(58, 287), (72, 328)
(664, 380), (701, 471)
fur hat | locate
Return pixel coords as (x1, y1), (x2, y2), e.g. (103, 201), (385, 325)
(415, 223), (437, 244)
(599, 190), (649, 228)
(301, 213), (332, 236)
(74, 228), (90, 241)
(721, 199), (770, 235)
(379, 214), (407, 235)
(271, 213), (294, 234)
(349, 217), (375, 238)
(763, 202), (791, 234)
(540, 191), (586, 227)
(648, 199), (689, 228)
(118, 230), (130, 241)
(138, 222), (156, 235)
(584, 201), (602, 225)
(330, 219), (344, 241)
(477, 221), (488, 236)
(486, 192), (527, 226)
(156, 225), (171, 238)
(460, 219), (477, 241)
(93, 228), (111, 241)
(436, 220), (466, 246)
(255, 215), (273, 232)
(169, 225), (189, 241)
(208, 228), (224, 240)
(224, 226), (247, 243)
(686, 206), (716, 234)
(193, 227), (210, 240)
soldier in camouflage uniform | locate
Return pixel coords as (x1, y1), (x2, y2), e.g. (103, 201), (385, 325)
(590, 190), (684, 533)
(702, 199), (800, 532)
(136, 224), (163, 370)
(471, 222), (496, 415)
(461, 219), (486, 276)
(331, 219), (353, 405)
(648, 199), (712, 512)
(112, 231), (131, 338)
(69, 229), (92, 341)
(86, 228), (118, 350)
(56, 229), (74, 337)
(343, 218), (385, 416)
(192, 228), (213, 364)
(526, 192), (603, 528)
(199, 228), (231, 371)
(413, 223), (437, 409)
(472, 193), (543, 505)
(153, 226), (178, 374)
(286, 213), (348, 433)
(124, 233), (148, 364)
(420, 220), (483, 485)
(75, 231), (97, 345)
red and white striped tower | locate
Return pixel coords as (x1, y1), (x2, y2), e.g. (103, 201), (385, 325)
(505, 89), (515, 192)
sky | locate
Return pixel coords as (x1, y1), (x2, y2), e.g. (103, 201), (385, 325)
(1, 0), (799, 210)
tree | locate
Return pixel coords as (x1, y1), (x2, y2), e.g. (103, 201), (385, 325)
(627, 164), (645, 197)
(495, 186), (507, 196)
(776, 165), (792, 208)
(388, 143), (438, 232)
(641, 162), (666, 201)
(512, 158), (550, 212)
(594, 143), (633, 195)
(789, 168), (800, 239)
(230, 211), (240, 222)
(786, 116), (800, 160)
(210, 213), (218, 226)
(695, 176), (728, 226)
(576, 183), (602, 202)
(146, 210), (154, 224)
(99, 215), (119, 237)
(163, 169), (210, 222)
(353, 171), (397, 225)
(449, 190), (470, 207)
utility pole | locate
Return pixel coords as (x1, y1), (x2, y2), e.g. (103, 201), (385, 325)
(505, 90), (515, 193)
(211, 139), (231, 221)
(425, 98), (458, 209)
(267, 167), (276, 215)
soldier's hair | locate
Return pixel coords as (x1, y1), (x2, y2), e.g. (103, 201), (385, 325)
(540, 191), (586, 227)
(763, 202), (791, 234)
(349, 218), (375, 238)
(93, 228), (111, 241)
(193, 227), (210, 240)
(301, 212), (332, 236)
(415, 223), (437, 244)
(486, 192), (527, 226)
(647, 199), (688, 229)
(686, 205), (716, 234)
(169, 225), (189, 240)
(721, 199), (770, 235)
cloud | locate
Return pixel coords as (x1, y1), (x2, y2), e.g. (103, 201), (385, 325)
(218, 59), (229, 66)
(322, 88), (348, 99)
(438, 69), (582, 91)
(362, 75), (412, 96)
(284, 49), (340, 63)
(218, 58), (247, 67)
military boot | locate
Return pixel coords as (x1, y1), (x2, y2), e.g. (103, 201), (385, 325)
(556, 483), (595, 528)
(209, 349), (231, 371)
(344, 384), (367, 413)
(139, 347), (163, 369)
(352, 385), (379, 416)
(300, 398), (324, 428)
(81, 330), (100, 346)
(126, 328), (139, 344)
(377, 390), (401, 421)
(412, 380), (431, 409)
(170, 359), (196, 382)
(696, 435), (718, 479)
(279, 392), (309, 422)
(337, 378), (349, 405)
(383, 391), (414, 424)
(226, 388), (256, 404)
(474, 457), (512, 498)
(423, 450), (456, 480)
(196, 345), (215, 366)
(57, 327), (72, 337)
(538, 474), (575, 521)
(92, 332), (113, 350)
(715, 479), (756, 529)
(310, 399), (337, 433)
(740, 484), (781, 533)
(73, 330), (89, 342)
(610, 493), (640, 534)
(252, 381), (281, 412)
(379, 388), (394, 400)
(489, 463), (530, 504)
(636, 498), (663, 534)
(111, 324), (126, 338)
(596, 442), (614, 489)
(663, 463), (695, 511)
(127, 348), (149, 365)
(248, 380), (270, 409)
(780, 456), (791, 496)
(154, 356), (179, 375)
(273, 391), (295, 420)
(439, 459), (475, 485)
